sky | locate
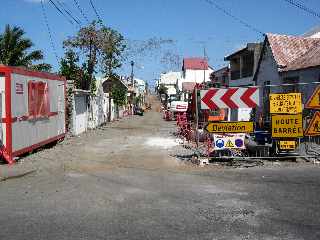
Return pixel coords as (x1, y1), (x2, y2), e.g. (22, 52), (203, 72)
(1, 0), (320, 87)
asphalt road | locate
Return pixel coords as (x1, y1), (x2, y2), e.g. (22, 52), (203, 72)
(0, 98), (320, 240)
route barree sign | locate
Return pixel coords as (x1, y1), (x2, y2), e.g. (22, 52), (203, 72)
(271, 114), (303, 138)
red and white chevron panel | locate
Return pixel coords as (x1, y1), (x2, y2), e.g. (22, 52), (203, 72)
(200, 87), (259, 110)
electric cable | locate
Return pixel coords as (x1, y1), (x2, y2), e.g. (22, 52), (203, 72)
(48, 0), (75, 25)
(89, 0), (103, 24)
(72, 0), (90, 24)
(202, 0), (265, 36)
(40, 0), (60, 64)
(56, 0), (82, 26)
(283, 0), (320, 19)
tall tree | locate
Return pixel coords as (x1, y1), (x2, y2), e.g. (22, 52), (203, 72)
(64, 21), (126, 90)
(0, 24), (51, 71)
(59, 49), (83, 88)
(64, 21), (100, 90)
(101, 27), (126, 77)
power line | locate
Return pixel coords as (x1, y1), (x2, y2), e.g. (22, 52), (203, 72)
(40, 0), (59, 64)
(48, 0), (75, 25)
(60, 0), (82, 23)
(202, 0), (265, 36)
(283, 0), (320, 19)
(72, 0), (90, 24)
(89, 0), (103, 23)
(56, 0), (82, 26)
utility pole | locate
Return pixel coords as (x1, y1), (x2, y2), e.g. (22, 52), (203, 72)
(203, 45), (206, 84)
(130, 60), (134, 87)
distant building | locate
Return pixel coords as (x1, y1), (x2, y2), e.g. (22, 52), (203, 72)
(212, 66), (229, 87)
(159, 71), (181, 97)
(181, 57), (213, 84)
(254, 33), (320, 122)
(135, 78), (147, 105)
(224, 43), (263, 121)
(225, 43), (263, 87)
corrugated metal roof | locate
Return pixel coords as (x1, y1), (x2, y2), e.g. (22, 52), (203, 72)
(267, 33), (320, 71)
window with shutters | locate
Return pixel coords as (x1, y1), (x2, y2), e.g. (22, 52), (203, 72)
(28, 81), (50, 119)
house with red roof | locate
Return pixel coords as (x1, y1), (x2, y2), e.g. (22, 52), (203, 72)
(179, 57), (213, 101)
(181, 57), (213, 84)
(253, 33), (320, 122)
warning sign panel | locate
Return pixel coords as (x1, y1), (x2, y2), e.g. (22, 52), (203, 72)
(272, 114), (303, 138)
(279, 141), (296, 150)
(269, 93), (302, 114)
(205, 121), (254, 133)
(305, 112), (320, 136)
(213, 134), (246, 150)
(305, 86), (320, 110)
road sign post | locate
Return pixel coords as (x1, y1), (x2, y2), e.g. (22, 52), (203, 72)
(195, 88), (199, 149)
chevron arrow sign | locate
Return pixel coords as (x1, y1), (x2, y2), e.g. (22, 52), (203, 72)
(200, 87), (259, 110)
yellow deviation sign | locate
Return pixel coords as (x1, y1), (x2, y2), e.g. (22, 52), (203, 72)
(205, 121), (254, 133)
(305, 112), (320, 136)
(272, 114), (303, 138)
(305, 86), (320, 109)
(269, 93), (302, 114)
(279, 141), (296, 150)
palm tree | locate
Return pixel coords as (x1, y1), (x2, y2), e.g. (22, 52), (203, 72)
(0, 24), (51, 72)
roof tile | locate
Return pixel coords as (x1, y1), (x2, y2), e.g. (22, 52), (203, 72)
(267, 33), (320, 71)
(183, 58), (208, 70)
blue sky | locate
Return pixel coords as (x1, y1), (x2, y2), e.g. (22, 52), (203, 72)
(1, 0), (319, 86)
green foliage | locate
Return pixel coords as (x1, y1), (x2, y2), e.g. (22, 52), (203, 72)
(63, 21), (126, 90)
(59, 50), (79, 79)
(0, 24), (51, 71)
(30, 63), (52, 72)
(134, 95), (142, 105)
(101, 27), (126, 77)
(109, 75), (127, 106)
(158, 84), (168, 95)
(90, 76), (97, 95)
(59, 48), (97, 93)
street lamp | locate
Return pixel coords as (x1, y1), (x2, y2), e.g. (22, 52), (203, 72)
(130, 60), (134, 86)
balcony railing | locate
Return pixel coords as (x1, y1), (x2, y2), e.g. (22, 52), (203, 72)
(242, 67), (253, 78)
(230, 70), (240, 80)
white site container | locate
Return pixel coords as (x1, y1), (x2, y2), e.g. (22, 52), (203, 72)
(0, 66), (66, 164)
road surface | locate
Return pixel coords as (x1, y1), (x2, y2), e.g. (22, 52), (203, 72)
(0, 96), (320, 240)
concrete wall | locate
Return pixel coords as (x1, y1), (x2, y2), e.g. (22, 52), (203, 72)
(183, 68), (213, 84)
(281, 68), (320, 104)
(255, 44), (281, 121)
(72, 94), (88, 135)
